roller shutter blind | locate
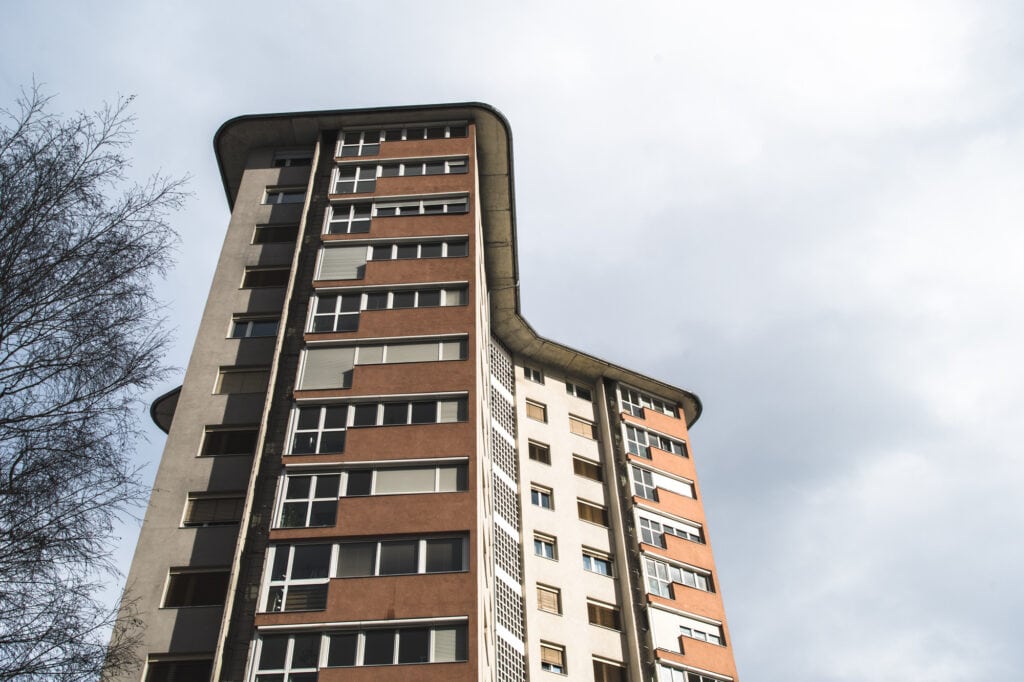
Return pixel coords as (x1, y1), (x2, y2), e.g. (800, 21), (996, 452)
(318, 246), (367, 280)
(300, 348), (355, 390)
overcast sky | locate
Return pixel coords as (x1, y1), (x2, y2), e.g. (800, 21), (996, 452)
(3, 2), (1023, 680)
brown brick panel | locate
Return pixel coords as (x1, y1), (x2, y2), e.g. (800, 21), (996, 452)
(268, 491), (473, 541)
(672, 636), (738, 678)
(629, 448), (697, 481)
(633, 493), (707, 526)
(255, 571), (474, 625)
(639, 408), (691, 440)
(346, 420), (476, 459)
(647, 588), (725, 623)
(320, 212), (474, 241)
(318, 662), (474, 682)
(639, 537), (714, 574)
(304, 305), (474, 342)
(314, 256), (475, 289)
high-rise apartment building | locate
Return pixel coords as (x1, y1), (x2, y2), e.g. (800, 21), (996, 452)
(113, 104), (738, 682)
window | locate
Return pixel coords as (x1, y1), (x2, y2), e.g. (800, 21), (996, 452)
(374, 195), (469, 217)
(290, 405), (349, 454)
(526, 400), (547, 422)
(318, 245), (368, 280)
(565, 382), (592, 401)
(333, 164), (378, 193)
(626, 424), (688, 458)
(264, 543), (331, 612)
(528, 441), (551, 464)
(531, 485), (553, 510)
(263, 187), (306, 204)
(311, 286), (467, 332)
(200, 427), (257, 456)
(593, 659), (627, 682)
(241, 267), (289, 288)
(534, 534), (557, 560)
(524, 366), (544, 384)
(336, 535), (467, 577)
(658, 666), (730, 682)
(163, 569), (229, 607)
(639, 514), (703, 547)
(644, 557), (713, 597)
(278, 472), (340, 527)
(144, 657), (213, 682)
(215, 366), (269, 394)
(632, 466), (657, 500)
(337, 125), (468, 157)
(572, 456), (602, 482)
(620, 386), (678, 418)
(536, 585), (561, 614)
(631, 465), (695, 500)
(257, 624), (468, 674)
(253, 223), (299, 243)
(338, 129), (382, 157)
(582, 550), (612, 576)
(340, 462), (468, 496)
(273, 150), (312, 167)
(569, 415), (596, 439)
(230, 316), (279, 338)
(367, 238), (468, 260)
(254, 633), (321, 679)
(289, 398), (468, 453)
(577, 500), (608, 526)
(298, 340), (466, 390)
(183, 493), (243, 527)
(587, 601), (621, 630)
(679, 615), (724, 645)
(540, 643), (566, 674)
(325, 202), (372, 234)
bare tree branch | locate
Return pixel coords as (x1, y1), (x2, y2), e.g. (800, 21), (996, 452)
(0, 84), (184, 680)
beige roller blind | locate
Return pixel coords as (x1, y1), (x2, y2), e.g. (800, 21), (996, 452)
(438, 399), (462, 423)
(318, 246), (367, 280)
(300, 348), (355, 390)
(569, 416), (595, 438)
(537, 586), (560, 613)
(433, 627), (458, 662)
(438, 466), (459, 492)
(440, 340), (464, 361)
(540, 645), (564, 667)
(374, 467), (437, 494)
(385, 342), (437, 363)
(355, 345), (384, 364)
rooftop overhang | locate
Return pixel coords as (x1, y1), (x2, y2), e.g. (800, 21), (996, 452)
(202, 103), (703, 427)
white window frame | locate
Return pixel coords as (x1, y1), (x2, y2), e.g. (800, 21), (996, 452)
(276, 472), (341, 528)
(643, 556), (713, 597)
(530, 484), (553, 510)
(638, 513), (703, 547)
(534, 534), (557, 560)
(619, 385), (678, 418)
(582, 549), (613, 576)
(263, 543), (333, 613)
(309, 286), (468, 333)
(625, 424), (688, 458)
(263, 187), (306, 205)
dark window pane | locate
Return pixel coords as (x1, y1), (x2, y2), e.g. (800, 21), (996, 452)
(379, 540), (418, 575)
(353, 404), (378, 426)
(315, 295), (336, 313)
(363, 630), (396, 665)
(396, 244), (418, 259)
(417, 290), (441, 307)
(314, 475), (340, 497)
(308, 501), (336, 526)
(286, 476), (311, 499)
(426, 126), (445, 139)
(421, 202), (444, 215)
(406, 127), (425, 140)
(327, 633), (358, 667)
(279, 503), (306, 528)
(319, 430), (346, 453)
(259, 635), (288, 669)
(420, 242), (443, 258)
(343, 132), (361, 144)
(424, 161), (445, 175)
(370, 245), (392, 260)
(336, 315), (359, 332)
(410, 402), (436, 424)
(291, 433), (316, 455)
(338, 295), (360, 313)
(403, 163), (423, 176)
(447, 241), (468, 257)
(346, 470), (372, 496)
(292, 545), (330, 579)
(392, 292), (416, 308)
(250, 320), (278, 336)
(290, 634), (320, 668)
(284, 584), (327, 611)
(288, 673), (317, 682)
(380, 164), (400, 177)
(425, 538), (463, 572)
(297, 407), (321, 429)
(365, 292), (388, 309)
(312, 317), (334, 333)
(337, 542), (376, 577)
(398, 628), (430, 663)
(376, 206), (397, 217)
(322, 405), (347, 428)
(271, 549), (289, 580)
(449, 125), (468, 138)
(385, 129), (403, 141)
(382, 402), (407, 425)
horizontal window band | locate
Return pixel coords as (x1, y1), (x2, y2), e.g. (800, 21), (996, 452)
(256, 615), (469, 633)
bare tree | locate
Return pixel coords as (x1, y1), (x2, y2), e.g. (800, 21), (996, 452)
(0, 86), (184, 680)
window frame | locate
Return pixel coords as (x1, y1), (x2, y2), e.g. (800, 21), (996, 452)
(582, 549), (613, 577)
(524, 366), (544, 384)
(263, 186), (306, 205)
(182, 492), (244, 528)
(230, 316), (279, 339)
(252, 222), (299, 243)
(577, 499), (609, 527)
(540, 643), (566, 674)
(528, 441), (551, 465)
(526, 400), (548, 423)
(530, 484), (554, 510)
(536, 584), (562, 614)
(572, 455), (602, 482)
(241, 266), (290, 289)
(565, 382), (593, 401)
(200, 426), (258, 457)
(586, 600), (622, 631)
(533, 534), (557, 561)
(568, 415), (596, 439)
(162, 568), (230, 608)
